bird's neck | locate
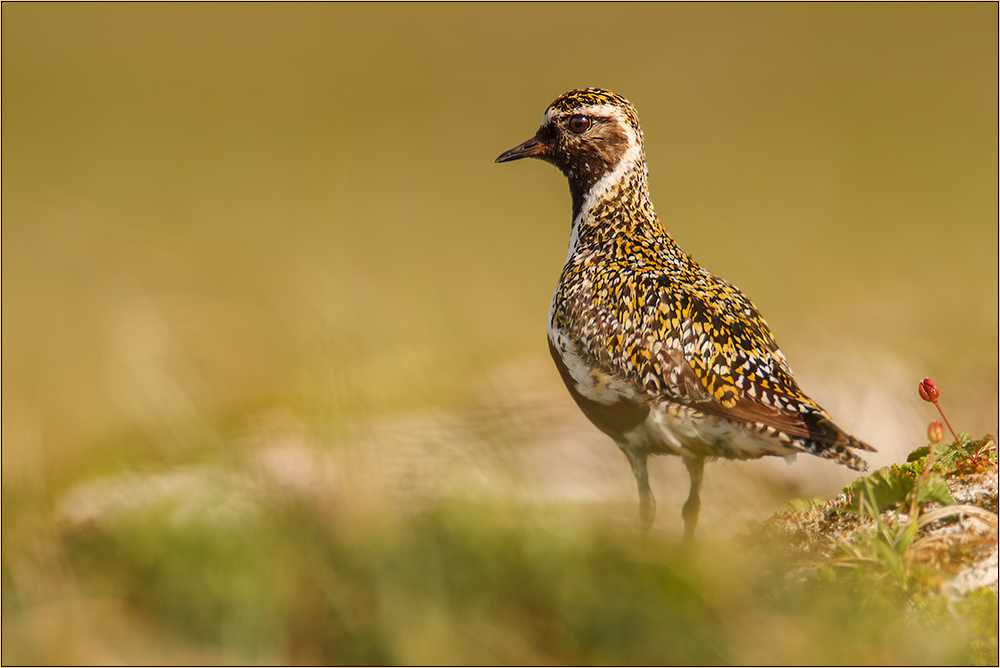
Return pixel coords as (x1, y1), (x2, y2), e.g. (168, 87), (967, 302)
(568, 143), (649, 222)
(573, 154), (665, 237)
(564, 153), (694, 267)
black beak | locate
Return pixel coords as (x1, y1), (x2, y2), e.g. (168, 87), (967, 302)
(495, 135), (547, 163)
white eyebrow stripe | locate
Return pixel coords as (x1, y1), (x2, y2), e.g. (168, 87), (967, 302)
(542, 104), (628, 126)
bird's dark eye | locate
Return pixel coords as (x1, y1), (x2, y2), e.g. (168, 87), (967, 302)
(568, 114), (591, 134)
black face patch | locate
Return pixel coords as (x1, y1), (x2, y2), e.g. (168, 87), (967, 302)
(540, 115), (632, 220)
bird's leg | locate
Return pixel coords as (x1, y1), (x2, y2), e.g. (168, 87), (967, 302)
(681, 457), (706, 540)
(620, 446), (655, 529)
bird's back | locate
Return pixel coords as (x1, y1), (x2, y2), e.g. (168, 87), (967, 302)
(548, 177), (873, 469)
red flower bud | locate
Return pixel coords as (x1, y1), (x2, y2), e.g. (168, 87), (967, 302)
(919, 378), (940, 403)
(928, 421), (945, 443)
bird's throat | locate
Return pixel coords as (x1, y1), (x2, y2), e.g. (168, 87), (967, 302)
(568, 148), (650, 228)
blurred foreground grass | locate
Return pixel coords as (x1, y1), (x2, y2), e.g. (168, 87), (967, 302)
(5, 479), (996, 665)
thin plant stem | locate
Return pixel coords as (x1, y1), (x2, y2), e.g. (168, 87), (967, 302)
(932, 400), (960, 444)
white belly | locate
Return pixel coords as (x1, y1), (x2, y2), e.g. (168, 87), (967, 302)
(623, 399), (800, 463)
(547, 292), (799, 465)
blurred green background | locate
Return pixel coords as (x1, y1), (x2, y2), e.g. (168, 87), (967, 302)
(3, 4), (998, 664)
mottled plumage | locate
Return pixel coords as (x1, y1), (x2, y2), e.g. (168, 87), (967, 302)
(496, 88), (875, 538)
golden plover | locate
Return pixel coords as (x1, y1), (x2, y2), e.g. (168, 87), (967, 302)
(496, 88), (875, 538)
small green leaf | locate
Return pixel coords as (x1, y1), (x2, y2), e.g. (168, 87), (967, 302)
(847, 468), (915, 513)
(780, 496), (828, 514)
(895, 518), (920, 553)
(918, 476), (956, 507)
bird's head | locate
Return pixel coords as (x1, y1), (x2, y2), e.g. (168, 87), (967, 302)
(495, 88), (646, 219)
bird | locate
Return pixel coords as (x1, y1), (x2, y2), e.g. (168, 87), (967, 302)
(495, 88), (875, 539)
